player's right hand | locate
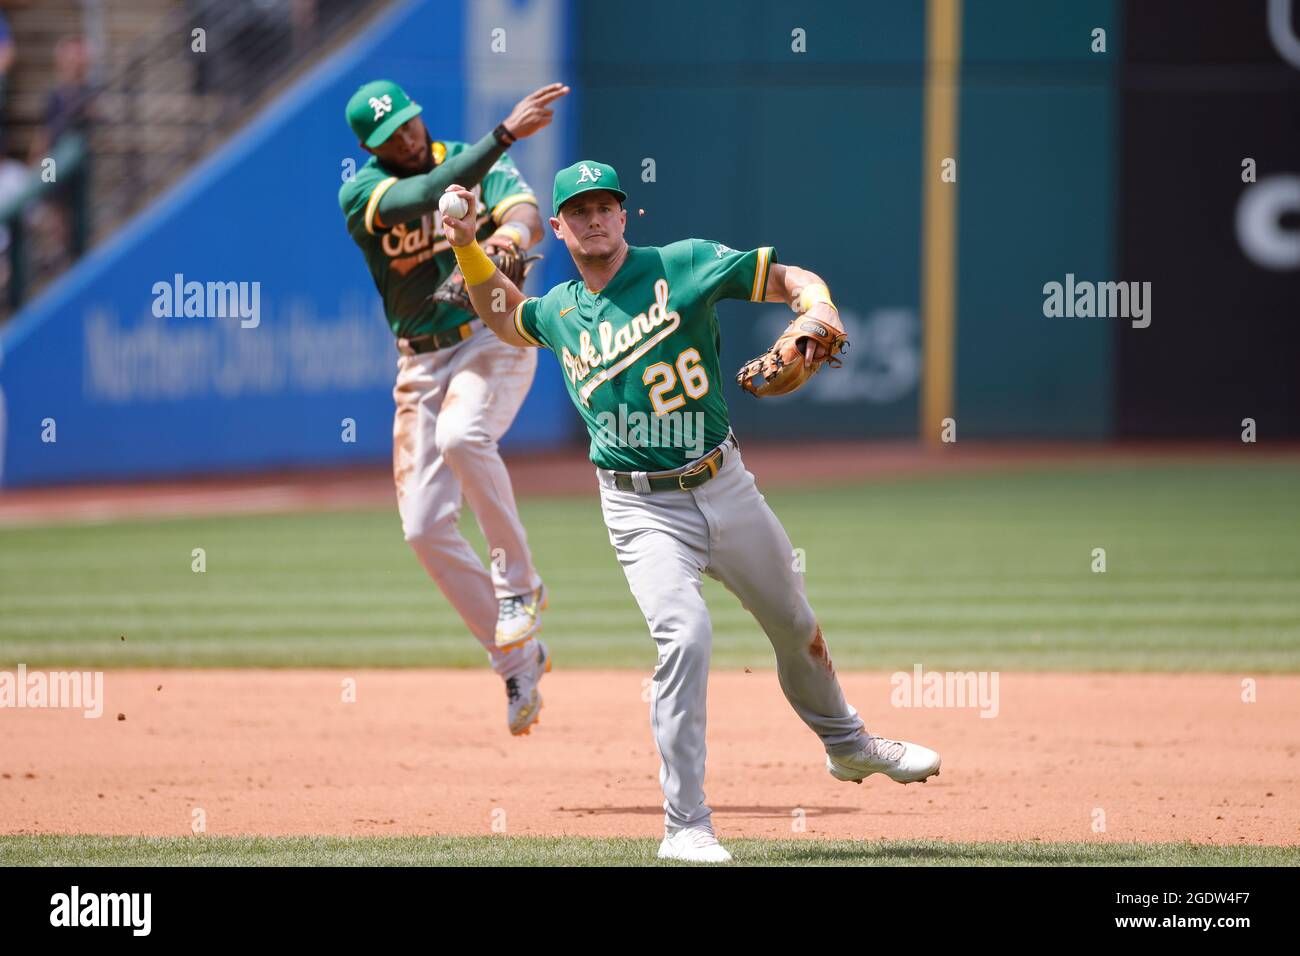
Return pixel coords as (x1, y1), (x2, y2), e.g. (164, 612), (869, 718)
(502, 82), (570, 140)
(441, 185), (478, 247)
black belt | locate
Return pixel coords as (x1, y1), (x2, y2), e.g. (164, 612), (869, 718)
(397, 320), (477, 355)
(609, 434), (738, 493)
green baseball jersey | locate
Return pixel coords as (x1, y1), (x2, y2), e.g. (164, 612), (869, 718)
(513, 239), (775, 471)
(338, 142), (537, 338)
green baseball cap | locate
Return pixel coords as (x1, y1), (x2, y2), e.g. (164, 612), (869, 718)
(346, 80), (422, 148)
(552, 160), (627, 215)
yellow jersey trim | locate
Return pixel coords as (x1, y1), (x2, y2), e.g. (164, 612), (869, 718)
(492, 193), (539, 223)
(513, 299), (544, 347)
(750, 246), (773, 302)
(364, 176), (400, 235)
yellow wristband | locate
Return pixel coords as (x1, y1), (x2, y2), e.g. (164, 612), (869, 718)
(796, 282), (836, 314)
(452, 241), (498, 286)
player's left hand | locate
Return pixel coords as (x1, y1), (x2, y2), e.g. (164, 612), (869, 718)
(501, 83), (571, 140)
(441, 185), (478, 247)
(801, 302), (844, 364)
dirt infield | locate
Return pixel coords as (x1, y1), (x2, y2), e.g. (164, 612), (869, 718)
(3, 670), (1294, 844)
(3, 440), (1296, 526)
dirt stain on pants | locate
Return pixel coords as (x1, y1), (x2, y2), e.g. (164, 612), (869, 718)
(809, 625), (834, 673)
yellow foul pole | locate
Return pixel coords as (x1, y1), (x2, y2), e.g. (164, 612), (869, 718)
(920, 0), (962, 446)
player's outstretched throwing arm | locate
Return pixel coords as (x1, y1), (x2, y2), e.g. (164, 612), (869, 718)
(735, 261), (851, 398)
(373, 83), (568, 227)
(439, 183), (536, 347)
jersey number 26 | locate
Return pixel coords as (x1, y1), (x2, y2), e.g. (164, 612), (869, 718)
(642, 348), (709, 416)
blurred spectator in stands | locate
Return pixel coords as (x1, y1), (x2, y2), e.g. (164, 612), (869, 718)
(0, 9), (16, 141)
(189, 0), (356, 96)
(0, 147), (30, 253)
(292, 0), (318, 55)
(25, 38), (96, 275)
(28, 38), (95, 165)
(192, 0), (294, 96)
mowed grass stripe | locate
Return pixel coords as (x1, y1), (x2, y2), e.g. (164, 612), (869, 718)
(7, 575), (1300, 605)
(1, 463), (1297, 670)
(5, 601), (1300, 630)
(0, 835), (1295, 867)
(5, 578), (1300, 608)
(0, 648), (1293, 672)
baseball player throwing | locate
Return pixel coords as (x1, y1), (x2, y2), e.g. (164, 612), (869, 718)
(441, 160), (941, 863)
(338, 80), (568, 736)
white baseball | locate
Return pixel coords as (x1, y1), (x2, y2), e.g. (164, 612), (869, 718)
(439, 192), (469, 220)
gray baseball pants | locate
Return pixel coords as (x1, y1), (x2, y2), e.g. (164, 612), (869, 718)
(596, 438), (866, 832)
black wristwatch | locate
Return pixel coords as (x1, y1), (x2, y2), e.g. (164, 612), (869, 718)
(493, 123), (517, 147)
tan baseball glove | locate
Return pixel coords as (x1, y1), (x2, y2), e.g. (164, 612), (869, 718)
(735, 315), (849, 398)
(429, 244), (542, 314)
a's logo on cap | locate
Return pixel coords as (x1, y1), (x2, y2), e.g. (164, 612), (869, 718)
(369, 94), (393, 120)
(577, 163), (602, 184)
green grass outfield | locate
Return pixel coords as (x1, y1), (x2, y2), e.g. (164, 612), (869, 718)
(1, 461), (1297, 671)
(2, 835), (1296, 867)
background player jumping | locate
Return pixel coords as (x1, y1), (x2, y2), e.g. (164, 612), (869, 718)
(338, 80), (569, 736)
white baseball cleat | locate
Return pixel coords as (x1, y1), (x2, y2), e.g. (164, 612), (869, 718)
(505, 639), (550, 736)
(657, 824), (733, 864)
(827, 734), (942, 785)
(495, 584), (548, 651)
